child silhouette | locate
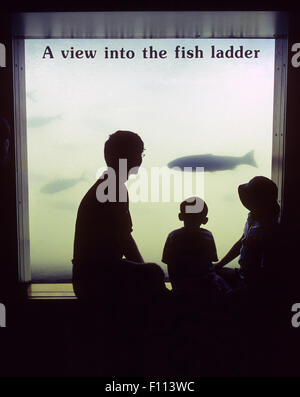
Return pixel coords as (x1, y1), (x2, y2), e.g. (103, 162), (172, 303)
(162, 197), (229, 295)
(215, 176), (281, 289)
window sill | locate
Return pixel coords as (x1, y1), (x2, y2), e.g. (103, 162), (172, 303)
(28, 283), (76, 299)
(27, 282), (172, 299)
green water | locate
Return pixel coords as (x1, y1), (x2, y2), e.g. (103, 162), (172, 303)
(24, 38), (275, 281)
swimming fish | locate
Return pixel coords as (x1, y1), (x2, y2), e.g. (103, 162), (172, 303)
(26, 91), (37, 102)
(41, 174), (85, 194)
(28, 114), (62, 128)
(168, 150), (257, 172)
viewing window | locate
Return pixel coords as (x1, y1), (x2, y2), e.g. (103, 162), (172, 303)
(15, 38), (284, 283)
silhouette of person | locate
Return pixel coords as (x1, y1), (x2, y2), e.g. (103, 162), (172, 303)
(0, 117), (12, 300)
(162, 196), (229, 296)
(214, 176), (281, 290)
(0, 117), (11, 220)
(72, 130), (166, 304)
(0, 117), (10, 169)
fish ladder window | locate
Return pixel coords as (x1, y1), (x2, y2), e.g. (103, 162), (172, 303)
(24, 39), (276, 283)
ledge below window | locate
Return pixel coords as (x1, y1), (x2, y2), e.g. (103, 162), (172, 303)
(27, 282), (172, 299)
(27, 283), (76, 299)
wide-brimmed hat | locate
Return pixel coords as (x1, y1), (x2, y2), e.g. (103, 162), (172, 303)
(238, 176), (278, 211)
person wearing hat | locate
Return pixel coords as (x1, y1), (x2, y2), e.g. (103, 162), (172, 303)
(214, 176), (281, 289)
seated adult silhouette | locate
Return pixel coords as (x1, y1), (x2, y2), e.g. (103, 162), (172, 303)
(72, 130), (166, 303)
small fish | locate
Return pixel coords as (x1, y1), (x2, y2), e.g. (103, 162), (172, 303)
(26, 91), (37, 102)
(168, 150), (257, 172)
(28, 114), (62, 128)
(41, 174), (85, 194)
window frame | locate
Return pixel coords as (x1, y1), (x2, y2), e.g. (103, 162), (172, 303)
(13, 34), (287, 284)
(13, 38), (31, 283)
(272, 38), (287, 219)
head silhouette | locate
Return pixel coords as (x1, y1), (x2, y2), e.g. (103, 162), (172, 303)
(179, 196), (208, 228)
(0, 117), (10, 165)
(238, 176), (280, 223)
(104, 130), (144, 175)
